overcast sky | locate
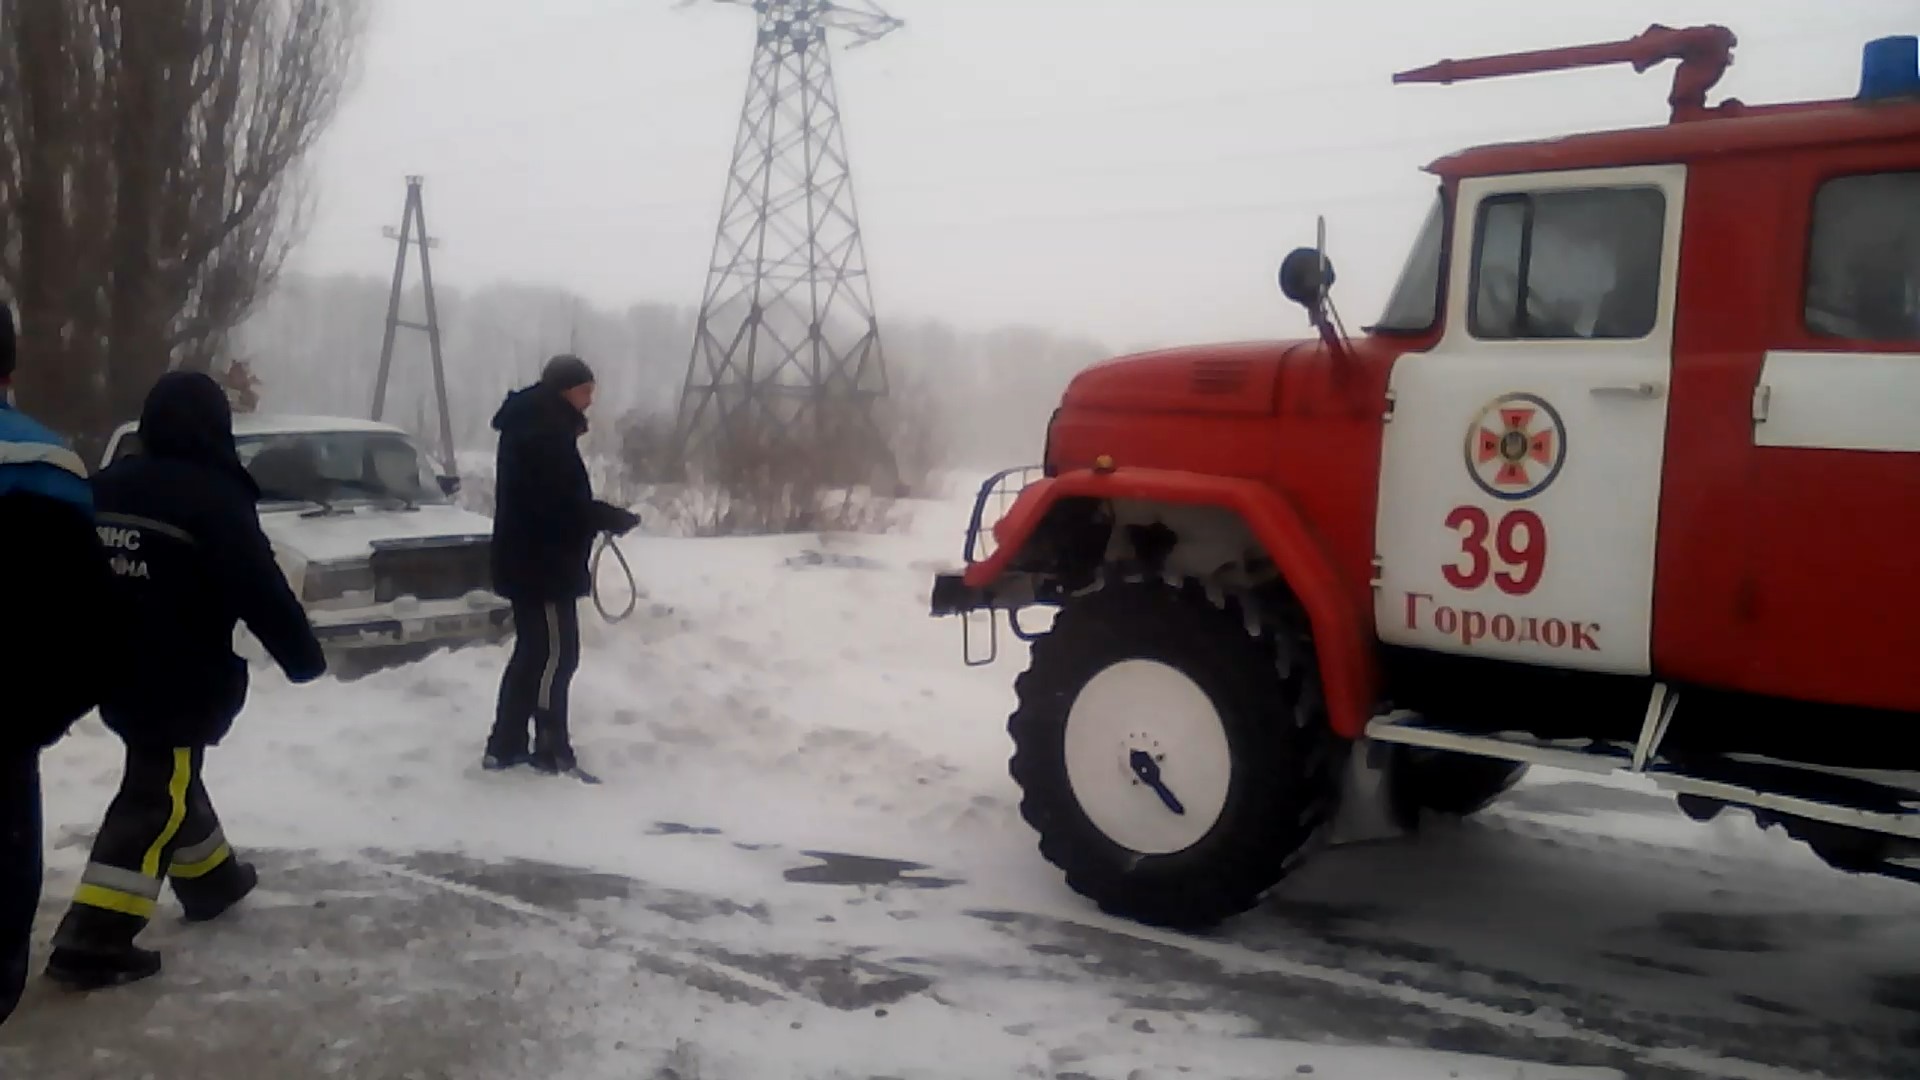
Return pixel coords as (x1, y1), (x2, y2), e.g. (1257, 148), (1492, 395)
(293, 0), (1918, 351)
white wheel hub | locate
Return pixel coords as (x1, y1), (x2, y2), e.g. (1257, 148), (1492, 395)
(1063, 659), (1234, 855)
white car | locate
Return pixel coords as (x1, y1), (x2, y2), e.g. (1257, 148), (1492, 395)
(100, 414), (513, 672)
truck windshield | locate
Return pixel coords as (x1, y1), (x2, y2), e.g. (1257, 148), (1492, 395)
(1373, 193), (1447, 333)
(237, 431), (449, 510)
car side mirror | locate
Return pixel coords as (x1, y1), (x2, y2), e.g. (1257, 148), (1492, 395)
(1278, 247), (1336, 310)
(437, 475), (462, 496)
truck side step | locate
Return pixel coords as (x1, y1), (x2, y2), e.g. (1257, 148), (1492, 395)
(1647, 754), (1920, 841)
(1364, 711), (1635, 775)
(1365, 712), (1920, 841)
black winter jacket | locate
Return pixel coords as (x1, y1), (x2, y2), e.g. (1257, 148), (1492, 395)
(94, 372), (325, 747)
(0, 403), (115, 754)
(490, 385), (628, 602)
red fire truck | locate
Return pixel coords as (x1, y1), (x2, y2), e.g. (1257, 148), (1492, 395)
(931, 26), (1920, 929)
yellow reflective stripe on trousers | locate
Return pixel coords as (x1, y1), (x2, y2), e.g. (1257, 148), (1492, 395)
(170, 828), (227, 869)
(140, 749), (194, 879)
(170, 842), (232, 880)
(81, 862), (163, 900)
(72, 883), (157, 919)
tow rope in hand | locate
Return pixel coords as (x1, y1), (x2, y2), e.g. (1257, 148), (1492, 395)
(590, 532), (638, 624)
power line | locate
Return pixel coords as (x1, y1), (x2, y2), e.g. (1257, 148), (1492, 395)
(337, 18), (1890, 160)
(372, 0), (645, 83)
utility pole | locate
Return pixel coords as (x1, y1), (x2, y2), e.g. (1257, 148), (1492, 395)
(673, 0), (902, 487)
(372, 175), (458, 477)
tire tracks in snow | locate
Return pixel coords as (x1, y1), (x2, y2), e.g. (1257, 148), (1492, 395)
(365, 858), (797, 1007)
(968, 904), (1858, 1080)
(356, 805), (1910, 1080)
(364, 852), (938, 1015)
(945, 803), (1919, 1080)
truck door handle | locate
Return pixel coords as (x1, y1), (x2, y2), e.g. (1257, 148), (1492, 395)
(1590, 381), (1664, 400)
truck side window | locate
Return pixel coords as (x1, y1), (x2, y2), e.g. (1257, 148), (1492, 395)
(1469, 186), (1667, 342)
(1806, 171), (1920, 343)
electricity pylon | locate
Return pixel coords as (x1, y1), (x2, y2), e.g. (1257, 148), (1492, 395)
(673, 0), (902, 486)
(372, 175), (457, 477)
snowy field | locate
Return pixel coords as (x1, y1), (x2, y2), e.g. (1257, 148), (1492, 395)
(5, 482), (1920, 1079)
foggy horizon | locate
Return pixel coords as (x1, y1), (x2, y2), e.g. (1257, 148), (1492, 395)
(290, 0), (1918, 355)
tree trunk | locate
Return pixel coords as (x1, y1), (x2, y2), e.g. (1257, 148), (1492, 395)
(104, 1), (166, 432)
(10, 1), (99, 442)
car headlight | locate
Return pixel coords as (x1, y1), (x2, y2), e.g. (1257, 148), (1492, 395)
(302, 559), (376, 604)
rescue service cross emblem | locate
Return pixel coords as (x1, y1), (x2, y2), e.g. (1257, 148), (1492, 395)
(1465, 393), (1567, 501)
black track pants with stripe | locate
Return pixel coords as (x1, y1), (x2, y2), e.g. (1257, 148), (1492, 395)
(53, 746), (248, 950)
(1, 751), (40, 1025)
(490, 599), (582, 761)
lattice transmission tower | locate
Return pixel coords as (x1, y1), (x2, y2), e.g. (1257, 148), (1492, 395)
(673, 0), (901, 484)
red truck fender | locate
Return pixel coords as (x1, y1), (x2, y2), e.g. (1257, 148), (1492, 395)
(963, 467), (1381, 741)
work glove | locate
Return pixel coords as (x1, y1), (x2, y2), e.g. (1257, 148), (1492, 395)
(607, 506), (642, 537)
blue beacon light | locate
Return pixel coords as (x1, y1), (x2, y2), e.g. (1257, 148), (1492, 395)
(1860, 35), (1920, 101)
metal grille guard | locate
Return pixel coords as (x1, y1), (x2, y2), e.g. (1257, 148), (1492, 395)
(930, 466), (1045, 665)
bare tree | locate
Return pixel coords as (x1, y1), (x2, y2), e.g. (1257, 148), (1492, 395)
(0, 0), (362, 449)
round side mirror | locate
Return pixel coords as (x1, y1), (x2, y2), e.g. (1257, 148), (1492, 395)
(1278, 247), (1336, 308)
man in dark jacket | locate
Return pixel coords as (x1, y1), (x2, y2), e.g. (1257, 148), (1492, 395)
(0, 306), (115, 1024)
(45, 371), (327, 991)
(486, 355), (639, 776)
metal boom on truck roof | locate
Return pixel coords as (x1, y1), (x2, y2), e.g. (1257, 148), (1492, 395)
(1394, 23), (1739, 123)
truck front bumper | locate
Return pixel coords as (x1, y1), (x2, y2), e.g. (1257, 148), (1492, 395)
(310, 593), (514, 650)
(930, 572), (991, 617)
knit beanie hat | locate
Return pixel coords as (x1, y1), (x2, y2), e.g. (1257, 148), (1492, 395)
(541, 353), (595, 392)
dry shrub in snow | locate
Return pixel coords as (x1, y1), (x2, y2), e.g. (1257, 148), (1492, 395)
(871, 371), (946, 499)
(610, 404), (920, 538)
(629, 481), (901, 539)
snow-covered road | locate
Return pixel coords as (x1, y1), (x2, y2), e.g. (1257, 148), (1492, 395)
(5, 489), (1918, 1079)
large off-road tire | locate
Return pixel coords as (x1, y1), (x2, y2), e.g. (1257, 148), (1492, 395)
(1390, 747), (1528, 823)
(1008, 578), (1337, 930)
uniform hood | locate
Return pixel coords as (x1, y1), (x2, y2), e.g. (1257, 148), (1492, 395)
(138, 371), (259, 498)
(492, 383), (586, 438)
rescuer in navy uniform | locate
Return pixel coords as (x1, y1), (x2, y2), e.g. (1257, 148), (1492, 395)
(45, 371), (326, 991)
(485, 355), (639, 776)
(0, 305), (115, 1024)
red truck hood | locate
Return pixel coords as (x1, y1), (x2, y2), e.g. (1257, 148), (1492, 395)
(1061, 341), (1310, 416)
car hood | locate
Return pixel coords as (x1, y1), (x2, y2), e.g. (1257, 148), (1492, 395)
(260, 502), (494, 565)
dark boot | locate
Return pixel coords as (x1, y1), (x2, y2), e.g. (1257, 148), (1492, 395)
(44, 943), (162, 991)
(179, 861), (257, 924)
(482, 746), (530, 771)
(526, 744), (577, 775)
(528, 712), (576, 775)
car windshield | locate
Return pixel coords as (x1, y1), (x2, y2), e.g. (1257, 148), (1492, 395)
(237, 430), (448, 510)
(1372, 192), (1447, 333)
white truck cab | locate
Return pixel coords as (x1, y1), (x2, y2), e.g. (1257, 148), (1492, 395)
(101, 413), (512, 671)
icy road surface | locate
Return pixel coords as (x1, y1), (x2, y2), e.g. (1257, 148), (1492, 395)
(4, 488), (1918, 1079)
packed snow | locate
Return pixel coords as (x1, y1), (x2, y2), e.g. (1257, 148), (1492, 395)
(8, 479), (1919, 1080)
